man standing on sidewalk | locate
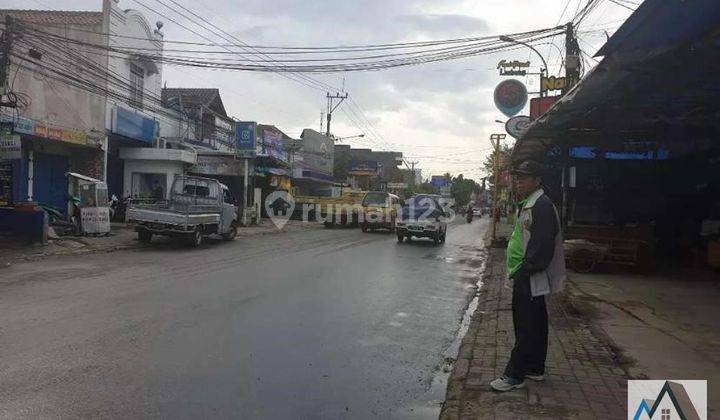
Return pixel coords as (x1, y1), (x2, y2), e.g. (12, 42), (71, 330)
(490, 160), (566, 392)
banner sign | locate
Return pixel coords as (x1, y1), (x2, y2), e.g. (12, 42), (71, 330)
(0, 116), (104, 148)
(235, 121), (256, 157)
(505, 115), (532, 139)
(261, 128), (288, 163)
(0, 134), (21, 160)
(497, 60), (530, 76)
(494, 79), (528, 118)
(192, 155), (244, 176)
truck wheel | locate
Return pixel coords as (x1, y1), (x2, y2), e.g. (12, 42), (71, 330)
(223, 222), (238, 241)
(138, 230), (152, 243)
(189, 228), (203, 247)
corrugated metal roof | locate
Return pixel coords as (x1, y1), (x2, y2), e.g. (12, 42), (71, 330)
(0, 9), (103, 25)
(596, 0), (720, 57)
(161, 88), (228, 117)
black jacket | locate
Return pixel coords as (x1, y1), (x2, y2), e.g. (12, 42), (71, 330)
(512, 193), (559, 280)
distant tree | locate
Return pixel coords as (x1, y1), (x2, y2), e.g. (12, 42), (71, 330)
(483, 144), (512, 194)
(451, 174), (478, 208)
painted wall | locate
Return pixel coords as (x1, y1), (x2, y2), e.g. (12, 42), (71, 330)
(104, 0), (164, 133)
(122, 159), (187, 199)
(9, 20), (106, 137)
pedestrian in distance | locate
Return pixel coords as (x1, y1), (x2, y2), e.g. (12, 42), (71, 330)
(490, 160), (567, 392)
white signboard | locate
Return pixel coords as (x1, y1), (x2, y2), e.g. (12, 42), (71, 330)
(81, 207), (111, 234)
(0, 134), (21, 160)
(386, 182), (408, 189)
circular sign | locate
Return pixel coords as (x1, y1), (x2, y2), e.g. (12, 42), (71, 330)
(493, 79), (528, 118)
(505, 115), (532, 139)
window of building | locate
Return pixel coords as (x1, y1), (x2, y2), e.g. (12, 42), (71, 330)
(129, 63), (144, 109)
(661, 408), (671, 420)
(131, 173), (166, 200)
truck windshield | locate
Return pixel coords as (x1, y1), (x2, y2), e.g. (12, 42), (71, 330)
(172, 178), (219, 199)
(362, 192), (388, 207)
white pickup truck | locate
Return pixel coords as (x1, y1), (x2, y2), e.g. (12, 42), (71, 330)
(126, 176), (238, 247)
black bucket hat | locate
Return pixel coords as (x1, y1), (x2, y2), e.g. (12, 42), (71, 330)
(511, 160), (546, 177)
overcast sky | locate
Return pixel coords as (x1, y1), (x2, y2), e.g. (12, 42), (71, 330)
(11, 0), (633, 180)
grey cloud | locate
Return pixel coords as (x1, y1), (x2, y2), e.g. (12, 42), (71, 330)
(396, 14), (489, 37)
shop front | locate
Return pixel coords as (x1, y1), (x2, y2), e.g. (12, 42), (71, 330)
(106, 105), (159, 199)
(119, 147), (196, 201)
(0, 116), (105, 241)
(512, 1), (720, 272)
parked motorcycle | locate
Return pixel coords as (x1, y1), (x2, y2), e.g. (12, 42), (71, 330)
(109, 195), (129, 222)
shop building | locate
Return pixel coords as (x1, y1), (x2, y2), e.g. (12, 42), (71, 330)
(161, 88), (235, 153)
(255, 124), (291, 217)
(334, 145), (403, 190)
(103, 0), (167, 199)
(0, 10), (107, 228)
(512, 0), (720, 271)
(288, 129), (335, 196)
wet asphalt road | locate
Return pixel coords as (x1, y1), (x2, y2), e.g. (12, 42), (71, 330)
(0, 218), (489, 419)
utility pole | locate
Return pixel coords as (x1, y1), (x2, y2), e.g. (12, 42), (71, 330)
(325, 92), (348, 138)
(490, 133), (506, 242)
(0, 16), (15, 101)
(320, 111), (324, 133)
(563, 22), (581, 94)
(409, 160), (418, 186)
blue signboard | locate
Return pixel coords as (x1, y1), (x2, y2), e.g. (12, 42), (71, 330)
(111, 106), (157, 144)
(235, 121), (256, 153)
(430, 176), (449, 188)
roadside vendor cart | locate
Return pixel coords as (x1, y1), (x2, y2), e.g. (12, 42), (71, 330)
(67, 172), (110, 235)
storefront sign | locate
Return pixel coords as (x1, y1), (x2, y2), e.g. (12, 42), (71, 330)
(530, 96), (560, 119)
(4, 116), (98, 147)
(497, 59), (530, 76)
(387, 182), (408, 189)
(430, 176), (449, 189)
(0, 134), (21, 160)
(494, 79), (528, 118)
(505, 115), (532, 139)
(235, 121), (256, 157)
(111, 105), (157, 144)
(541, 76), (566, 93)
(348, 160), (379, 176)
(80, 207), (111, 234)
(192, 155), (244, 176)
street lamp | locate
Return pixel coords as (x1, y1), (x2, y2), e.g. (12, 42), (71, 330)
(499, 35), (548, 96)
(334, 133), (365, 142)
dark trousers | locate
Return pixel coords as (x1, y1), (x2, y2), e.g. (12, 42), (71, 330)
(503, 274), (548, 379)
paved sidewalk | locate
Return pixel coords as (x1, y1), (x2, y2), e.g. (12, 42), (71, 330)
(1, 219), (323, 264)
(441, 247), (629, 419)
